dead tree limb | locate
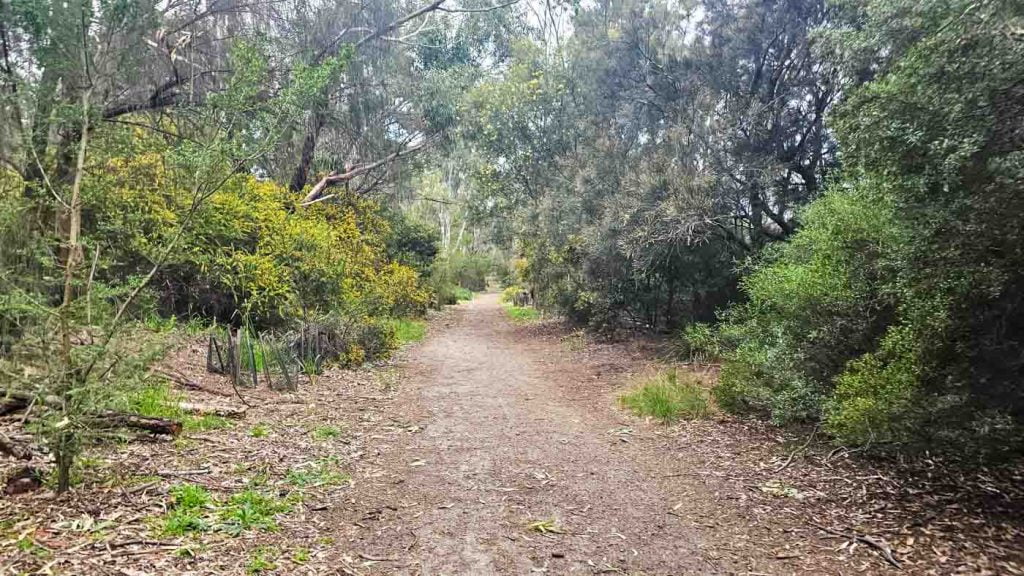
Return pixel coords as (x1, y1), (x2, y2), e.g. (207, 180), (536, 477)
(1, 389), (183, 436)
(301, 141), (428, 205)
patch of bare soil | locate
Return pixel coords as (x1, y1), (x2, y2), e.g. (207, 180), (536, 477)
(3, 294), (1022, 575)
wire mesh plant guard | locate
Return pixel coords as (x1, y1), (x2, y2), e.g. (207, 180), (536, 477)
(206, 326), (296, 391)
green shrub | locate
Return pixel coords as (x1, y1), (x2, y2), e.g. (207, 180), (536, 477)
(453, 286), (474, 301)
(289, 312), (398, 371)
(427, 252), (500, 307)
(500, 285), (519, 303)
(677, 323), (721, 363)
(82, 150), (429, 329)
(711, 185), (903, 425)
(713, 0), (1024, 455)
(621, 369), (708, 422)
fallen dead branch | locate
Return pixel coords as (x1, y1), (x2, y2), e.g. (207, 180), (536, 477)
(92, 411), (182, 436)
(1, 388), (183, 436)
(0, 432), (32, 460)
(809, 522), (901, 568)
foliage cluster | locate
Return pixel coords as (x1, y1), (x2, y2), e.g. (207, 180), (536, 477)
(427, 252), (500, 306)
(704, 0), (1024, 453)
(462, 1), (830, 332)
(78, 131), (430, 327)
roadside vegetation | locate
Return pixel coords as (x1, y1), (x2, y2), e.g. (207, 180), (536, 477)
(0, 0), (510, 494)
(621, 370), (710, 423)
(461, 0), (1024, 459)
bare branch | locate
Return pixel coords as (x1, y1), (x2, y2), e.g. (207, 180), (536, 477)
(438, 0), (521, 14)
(301, 140), (431, 205)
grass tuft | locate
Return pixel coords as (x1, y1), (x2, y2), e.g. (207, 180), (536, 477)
(157, 483), (289, 537)
(504, 305), (541, 322)
(219, 489), (290, 535)
(246, 546), (279, 574)
(390, 318), (427, 345)
(286, 457), (349, 488)
(620, 369), (709, 422)
(310, 425), (342, 440)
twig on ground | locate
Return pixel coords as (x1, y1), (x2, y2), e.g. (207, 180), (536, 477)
(358, 552), (397, 562)
(809, 522), (901, 568)
(773, 425), (819, 473)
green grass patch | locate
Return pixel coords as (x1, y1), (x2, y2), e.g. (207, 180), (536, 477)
(157, 483), (290, 537)
(219, 489), (290, 535)
(184, 414), (234, 432)
(504, 305), (542, 322)
(390, 318), (427, 345)
(291, 547), (311, 565)
(161, 484), (214, 536)
(132, 382), (234, 433)
(249, 423), (270, 438)
(132, 382), (183, 419)
(171, 483), (214, 509)
(620, 369), (709, 422)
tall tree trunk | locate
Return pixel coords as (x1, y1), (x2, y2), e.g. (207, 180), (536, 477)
(22, 66), (58, 197)
(55, 87), (90, 494)
(289, 112), (325, 192)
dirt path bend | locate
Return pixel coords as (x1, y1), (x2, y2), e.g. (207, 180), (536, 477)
(338, 294), (724, 575)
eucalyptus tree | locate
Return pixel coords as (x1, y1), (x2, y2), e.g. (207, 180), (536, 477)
(460, 0), (839, 329)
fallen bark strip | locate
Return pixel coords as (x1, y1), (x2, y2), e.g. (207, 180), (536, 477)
(809, 522), (901, 568)
(178, 401), (247, 419)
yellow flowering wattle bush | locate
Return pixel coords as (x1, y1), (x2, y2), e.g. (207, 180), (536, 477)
(81, 137), (429, 345)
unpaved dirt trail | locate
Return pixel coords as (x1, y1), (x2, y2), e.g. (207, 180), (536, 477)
(3, 293), (1018, 575)
(338, 294), (728, 574)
